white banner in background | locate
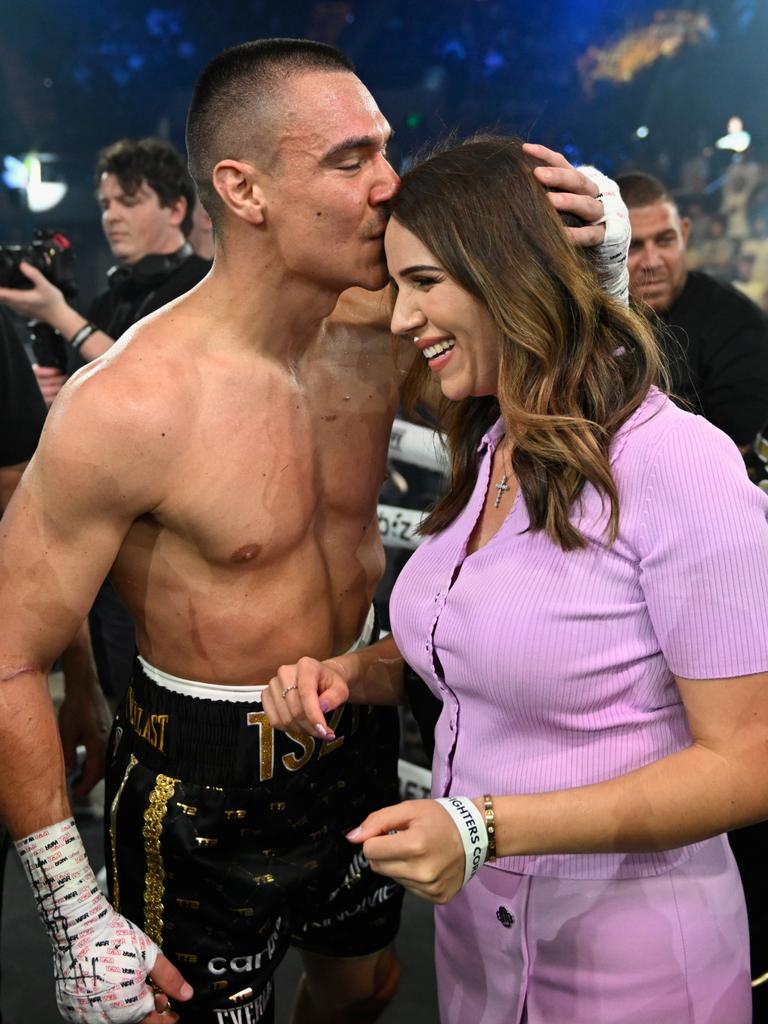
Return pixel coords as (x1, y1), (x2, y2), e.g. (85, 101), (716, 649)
(388, 418), (448, 474)
(398, 758), (433, 801)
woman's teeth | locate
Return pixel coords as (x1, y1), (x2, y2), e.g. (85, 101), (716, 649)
(424, 340), (455, 360)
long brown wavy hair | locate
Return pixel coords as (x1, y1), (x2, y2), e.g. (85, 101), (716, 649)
(393, 135), (665, 550)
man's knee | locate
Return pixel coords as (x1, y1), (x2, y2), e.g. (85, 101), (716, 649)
(293, 946), (400, 1024)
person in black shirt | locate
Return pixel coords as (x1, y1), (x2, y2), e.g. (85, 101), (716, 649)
(0, 139), (211, 700)
(618, 169), (768, 1017)
(0, 137), (210, 405)
(0, 308), (111, 1022)
(0, 309), (46, 505)
(617, 170), (768, 451)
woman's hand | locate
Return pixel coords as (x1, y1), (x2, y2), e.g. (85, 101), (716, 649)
(346, 799), (469, 905)
(263, 656), (351, 741)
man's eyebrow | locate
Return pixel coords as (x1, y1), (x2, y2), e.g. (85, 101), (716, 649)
(321, 128), (393, 163)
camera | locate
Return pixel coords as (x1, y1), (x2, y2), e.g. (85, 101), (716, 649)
(0, 230), (77, 298)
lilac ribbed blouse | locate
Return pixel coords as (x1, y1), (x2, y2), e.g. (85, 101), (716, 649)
(390, 388), (768, 879)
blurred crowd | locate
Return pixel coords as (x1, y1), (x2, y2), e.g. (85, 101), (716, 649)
(672, 149), (768, 312)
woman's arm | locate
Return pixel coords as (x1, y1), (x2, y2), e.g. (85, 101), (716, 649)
(263, 632), (406, 740)
(350, 669), (768, 904)
(489, 670), (768, 857)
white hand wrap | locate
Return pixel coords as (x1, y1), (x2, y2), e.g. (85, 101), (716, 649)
(15, 818), (159, 1023)
(578, 165), (630, 308)
(436, 796), (488, 888)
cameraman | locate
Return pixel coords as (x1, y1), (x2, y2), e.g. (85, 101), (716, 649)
(0, 137), (210, 405)
(0, 138), (210, 701)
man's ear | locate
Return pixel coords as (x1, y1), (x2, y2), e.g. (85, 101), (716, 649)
(680, 216), (691, 247)
(166, 195), (187, 228)
(212, 159), (266, 225)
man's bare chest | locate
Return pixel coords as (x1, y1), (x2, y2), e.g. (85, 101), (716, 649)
(137, 357), (399, 568)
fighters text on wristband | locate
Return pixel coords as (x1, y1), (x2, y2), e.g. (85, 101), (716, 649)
(436, 796), (488, 888)
(70, 321), (97, 351)
(483, 793), (497, 862)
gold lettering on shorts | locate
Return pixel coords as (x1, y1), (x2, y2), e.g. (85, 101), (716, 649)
(175, 952), (199, 962)
(195, 837), (219, 848)
(245, 711), (274, 782)
(176, 802), (198, 817)
(252, 874), (275, 886)
(176, 899), (200, 909)
(282, 730), (316, 771)
(224, 809), (246, 820)
(233, 907), (255, 917)
(126, 687), (169, 753)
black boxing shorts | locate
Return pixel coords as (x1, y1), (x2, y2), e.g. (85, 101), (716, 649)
(104, 625), (402, 1024)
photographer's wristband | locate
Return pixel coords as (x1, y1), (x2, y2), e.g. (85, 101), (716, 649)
(436, 796), (488, 887)
(69, 321), (97, 351)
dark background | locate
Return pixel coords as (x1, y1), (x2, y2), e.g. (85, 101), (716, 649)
(0, 0), (764, 301)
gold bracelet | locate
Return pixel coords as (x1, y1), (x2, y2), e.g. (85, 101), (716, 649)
(483, 794), (496, 862)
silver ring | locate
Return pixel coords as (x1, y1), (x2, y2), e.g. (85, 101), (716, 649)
(281, 684), (298, 700)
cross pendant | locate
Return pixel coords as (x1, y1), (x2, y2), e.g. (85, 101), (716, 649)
(494, 474), (510, 508)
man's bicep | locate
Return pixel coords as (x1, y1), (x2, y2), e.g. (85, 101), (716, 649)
(0, 436), (144, 669)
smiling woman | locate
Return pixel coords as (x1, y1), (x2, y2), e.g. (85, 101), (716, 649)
(388, 135), (661, 551)
(265, 134), (768, 1024)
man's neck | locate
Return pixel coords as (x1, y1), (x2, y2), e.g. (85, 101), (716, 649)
(199, 246), (345, 362)
(120, 235), (188, 266)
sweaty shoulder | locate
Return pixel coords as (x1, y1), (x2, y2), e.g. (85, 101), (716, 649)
(41, 314), (195, 511)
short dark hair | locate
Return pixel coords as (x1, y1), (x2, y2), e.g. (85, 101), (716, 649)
(185, 38), (355, 220)
(615, 171), (674, 210)
(96, 138), (196, 236)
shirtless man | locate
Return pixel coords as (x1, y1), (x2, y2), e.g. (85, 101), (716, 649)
(0, 38), (624, 1024)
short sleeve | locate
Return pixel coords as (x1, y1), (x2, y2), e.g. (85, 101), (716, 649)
(0, 312), (47, 467)
(636, 413), (768, 679)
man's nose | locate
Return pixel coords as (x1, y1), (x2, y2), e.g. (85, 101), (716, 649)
(371, 159), (400, 206)
(639, 242), (663, 269)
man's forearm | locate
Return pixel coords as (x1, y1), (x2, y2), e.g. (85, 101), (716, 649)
(0, 670), (69, 837)
(43, 304), (114, 362)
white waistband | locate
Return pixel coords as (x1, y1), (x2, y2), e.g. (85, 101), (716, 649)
(138, 605), (376, 703)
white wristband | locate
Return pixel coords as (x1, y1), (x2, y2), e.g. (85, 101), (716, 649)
(436, 796), (488, 887)
(15, 817), (160, 1022)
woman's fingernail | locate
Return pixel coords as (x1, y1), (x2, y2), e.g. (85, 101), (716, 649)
(315, 723), (328, 738)
(346, 826), (362, 841)
(319, 699), (331, 713)
(180, 983), (194, 999)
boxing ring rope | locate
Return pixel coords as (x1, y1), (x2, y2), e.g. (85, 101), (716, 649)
(378, 417), (447, 795)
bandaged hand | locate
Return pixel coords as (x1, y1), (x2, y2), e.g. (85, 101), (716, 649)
(15, 818), (192, 1023)
(523, 143), (630, 307)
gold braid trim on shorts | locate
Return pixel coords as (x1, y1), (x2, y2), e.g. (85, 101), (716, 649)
(142, 773), (179, 945)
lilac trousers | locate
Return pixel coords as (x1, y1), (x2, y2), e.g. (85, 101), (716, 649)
(435, 835), (750, 1024)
